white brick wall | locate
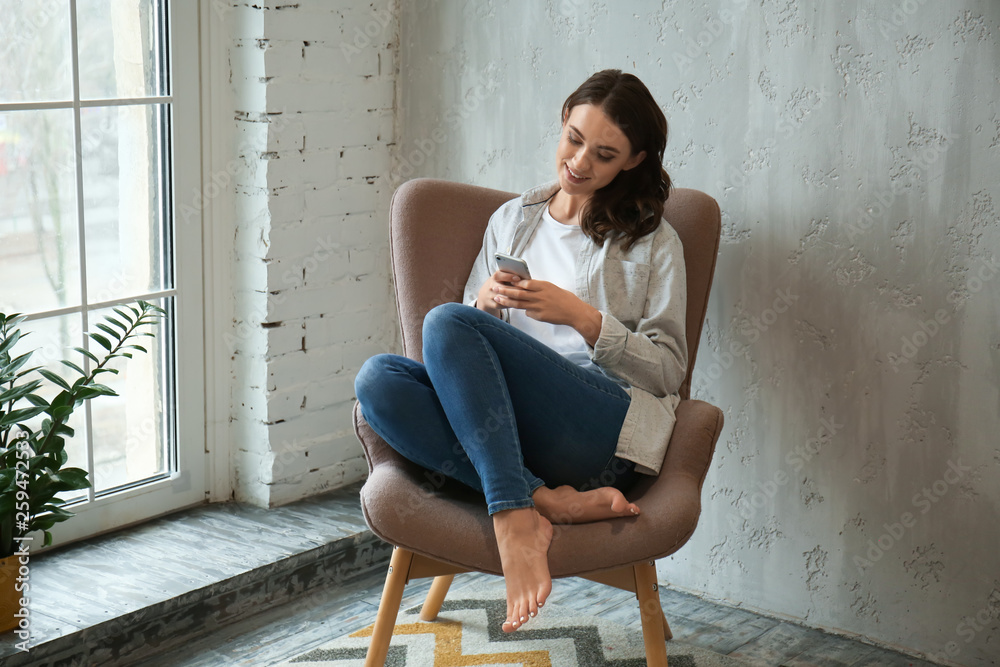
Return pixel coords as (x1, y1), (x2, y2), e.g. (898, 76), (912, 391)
(227, 0), (399, 507)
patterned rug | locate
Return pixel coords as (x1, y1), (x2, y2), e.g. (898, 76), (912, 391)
(276, 579), (752, 666)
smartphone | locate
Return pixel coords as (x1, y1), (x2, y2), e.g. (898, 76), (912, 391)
(494, 252), (531, 280)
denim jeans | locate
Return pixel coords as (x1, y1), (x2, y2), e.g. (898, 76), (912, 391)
(354, 302), (639, 515)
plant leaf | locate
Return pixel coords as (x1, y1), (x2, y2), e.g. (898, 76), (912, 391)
(0, 406), (47, 427)
(0, 380), (43, 404)
(4, 351), (35, 377)
(60, 360), (87, 376)
(49, 391), (71, 409)
(87, 383), (117, 397)
(48, 469), (91, 490)
(38, 369), (71, 390)
(24, 394), (50, 408)
(87, 333), (113, 352)
(97, 323), (124, 341)
(1, 314), (27, 329)
(104, 315), (129, 334)
(51, 405), (75, 422)
(0, 329), (22, 356)
(73, 347), (100, 364)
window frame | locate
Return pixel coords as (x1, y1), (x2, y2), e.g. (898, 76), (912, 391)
(0, 0), (208, 549)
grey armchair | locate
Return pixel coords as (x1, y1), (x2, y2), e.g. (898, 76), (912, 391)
(353, 178), (724, 666)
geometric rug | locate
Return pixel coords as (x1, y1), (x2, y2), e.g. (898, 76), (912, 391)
(275, 579), (753, 667)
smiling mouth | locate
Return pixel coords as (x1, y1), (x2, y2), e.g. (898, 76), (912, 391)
(566, 164), (589, 181)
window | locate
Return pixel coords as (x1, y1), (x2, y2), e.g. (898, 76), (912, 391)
(0, 0), (204, 545)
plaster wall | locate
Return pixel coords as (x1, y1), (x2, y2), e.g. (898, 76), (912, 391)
(396, 1), (1000, 664)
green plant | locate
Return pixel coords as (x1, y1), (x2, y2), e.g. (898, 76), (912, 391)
(0, 302), (164, 558)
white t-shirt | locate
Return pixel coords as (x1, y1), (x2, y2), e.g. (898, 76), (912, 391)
(507, 203), (603, 376)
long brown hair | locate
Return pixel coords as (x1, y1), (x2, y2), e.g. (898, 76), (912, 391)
(561, 69), (671, 251)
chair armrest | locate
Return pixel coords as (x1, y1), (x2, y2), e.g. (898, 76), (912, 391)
(620, 399), (724, 559)
(663, 398), (723, 492)
(353, 400), (410, 476)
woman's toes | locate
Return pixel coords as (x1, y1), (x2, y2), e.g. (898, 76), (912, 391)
(504, 604), (521, 633)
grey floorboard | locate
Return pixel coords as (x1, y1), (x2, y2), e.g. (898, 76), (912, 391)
(155, 565), (942, 667)
(847, 647), (945, 667)
(729, 622), (855, 666)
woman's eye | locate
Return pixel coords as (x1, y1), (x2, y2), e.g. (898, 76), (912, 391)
(598, 155), (613, 162)
(568, 136), (581, 145)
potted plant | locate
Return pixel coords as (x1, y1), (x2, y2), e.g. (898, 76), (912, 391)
(0, 301), (164, 633)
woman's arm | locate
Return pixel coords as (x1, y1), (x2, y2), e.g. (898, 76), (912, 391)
(462, 204), (518, 322)
(463, 224), (496, 308)
(587, 227), (688, 398)
(463, 207), (511, 321)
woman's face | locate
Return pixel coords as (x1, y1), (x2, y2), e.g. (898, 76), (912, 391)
(555, 103), (646, 198)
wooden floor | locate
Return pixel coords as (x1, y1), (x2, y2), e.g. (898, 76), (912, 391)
(156, 564), (940, 667)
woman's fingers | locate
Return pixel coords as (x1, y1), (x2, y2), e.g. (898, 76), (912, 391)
(494, 270), (524, 285)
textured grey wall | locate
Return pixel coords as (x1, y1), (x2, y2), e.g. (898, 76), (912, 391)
(396, 1), (1000, 664)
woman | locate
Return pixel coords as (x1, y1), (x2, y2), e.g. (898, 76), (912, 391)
(355, 69), (687, 634)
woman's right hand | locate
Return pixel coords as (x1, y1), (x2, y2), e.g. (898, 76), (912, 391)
(477, 269), (524, 317)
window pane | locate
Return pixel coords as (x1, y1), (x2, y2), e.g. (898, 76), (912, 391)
(77, 0), (166, 100)
(0, 109), (82, 315)
(0, 2), (73, 103)
(82, 104), (170, 301)
(12, 313), (90, 504)
(90, 298), (172, 493)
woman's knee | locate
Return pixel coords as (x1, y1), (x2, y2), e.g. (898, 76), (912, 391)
(422, 301), (467, 334)
(422, 302), (480, 353)
(354, 353), (398, 406)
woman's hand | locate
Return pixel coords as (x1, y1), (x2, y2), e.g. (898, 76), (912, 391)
(491, 277), (603, 346)
(476, 270), (524, 318)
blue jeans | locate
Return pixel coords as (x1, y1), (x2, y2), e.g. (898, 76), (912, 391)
(354, 302), (639, 515)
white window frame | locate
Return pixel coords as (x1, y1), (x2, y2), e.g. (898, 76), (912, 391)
(4, 0), (208, 548)
(200, 0), (236, 505)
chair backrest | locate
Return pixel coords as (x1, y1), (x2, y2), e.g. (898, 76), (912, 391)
(388, 178), (721, 400)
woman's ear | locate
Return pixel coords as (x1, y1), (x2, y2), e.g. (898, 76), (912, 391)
(623, 150), (647, 171)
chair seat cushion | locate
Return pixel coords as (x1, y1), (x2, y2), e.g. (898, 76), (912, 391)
(356, 400), (722, 578)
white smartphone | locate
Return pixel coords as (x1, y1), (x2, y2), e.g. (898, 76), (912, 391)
(494, 252), (531, 280)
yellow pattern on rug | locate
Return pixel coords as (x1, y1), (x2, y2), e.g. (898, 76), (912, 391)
(351, 620), (554, 666)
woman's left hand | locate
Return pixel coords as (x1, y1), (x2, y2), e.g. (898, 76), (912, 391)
(492, 279), (603, 345)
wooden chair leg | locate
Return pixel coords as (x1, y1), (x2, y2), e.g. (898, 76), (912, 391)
(661, 607), (674, 640)
(419, 574), (455, 621)
(365, 547), (414, 667)
(634, 561), (668, 667)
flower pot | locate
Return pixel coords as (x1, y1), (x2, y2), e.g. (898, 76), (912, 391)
(0, 556), (20, 633)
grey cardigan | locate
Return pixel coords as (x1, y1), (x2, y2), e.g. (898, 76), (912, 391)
(462, 179), (688, 475)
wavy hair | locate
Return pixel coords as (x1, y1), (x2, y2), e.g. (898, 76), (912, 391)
(561, 69), (672, 251)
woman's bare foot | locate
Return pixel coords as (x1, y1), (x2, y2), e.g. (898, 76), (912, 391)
(533, 485), (640, 524)
(493, 508), (553, 633)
